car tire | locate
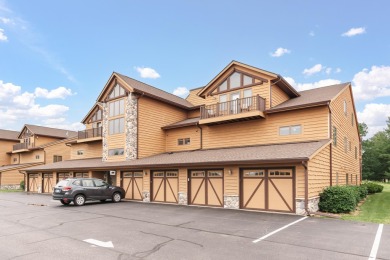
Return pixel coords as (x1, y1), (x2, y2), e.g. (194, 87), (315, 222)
(74, 194), (85, 206)
(60, 199), (70, 205)
(112, 192), (121, 203)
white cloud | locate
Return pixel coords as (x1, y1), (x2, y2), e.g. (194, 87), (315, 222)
(335, 68), (341, 73)
(34, 86), (74, 99)
(357, 103), (390, 138)
(0, 80), (20, 101)
(0, 17), (11, 24)
(285, 77), (341, 91)
(270, 47), (291, 57)
(13, 92), (35, 107)
(309, 31), (315, 37)
(0, 28), (7, 41)
(342, 27), (366, 37)
(135, 67), (160, 79)
(352, 66), (390, 100)
(173, 87), (189, 98)
(325, 68), (332, 75)
(302, 64), (323, 76)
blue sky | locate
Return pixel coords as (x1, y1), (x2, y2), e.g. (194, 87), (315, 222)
(0, 0), (389, 137)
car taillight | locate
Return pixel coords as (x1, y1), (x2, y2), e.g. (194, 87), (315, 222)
(62, 186), (72, 191)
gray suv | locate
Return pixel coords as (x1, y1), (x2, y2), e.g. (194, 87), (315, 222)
(53, 178), (125, 206)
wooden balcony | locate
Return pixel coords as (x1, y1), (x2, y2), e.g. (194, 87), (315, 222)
(77, 127), (103, 143)
(199, 95), (266, 125)
(13, 142), (34, 152)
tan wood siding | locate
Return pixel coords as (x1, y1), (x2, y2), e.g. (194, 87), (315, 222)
(70, 142), (102, 159)
(34, 136), (62, 147)
(224, 167), (239, 195)
(165, 126), (200, 152)
(138, 96), (187, 158)
(296, 164), (305, 198)
(187, 109), (200, 119)
(0, 140), (15, 165)
(202, 106), (329, 149)
(11, 154), (19, 165)
(271, 85), (290, 107)
(330, 86), (361, 186)
(178, 168), (187, 194)
(1, 169), (24, 185)
(19, 150), (44, 164)
(308, 145), (330, 197)
(186, 89), (205, 106)
(44, 141), (72, 164)
(106, 133), (125, 162)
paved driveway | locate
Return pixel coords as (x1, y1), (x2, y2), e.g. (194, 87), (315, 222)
(0, 192), (388, 260)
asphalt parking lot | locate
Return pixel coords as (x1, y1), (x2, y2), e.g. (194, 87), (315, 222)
(0, 193), (388, 260)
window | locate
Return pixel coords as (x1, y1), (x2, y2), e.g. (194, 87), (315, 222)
(191, 171), (205, 177)
(13, 158), (17, 162)
(333, 127), (337, 146)
(348, 141), (351, 151)
(153, 172), (164, 177)
(109, 99), (125, 117)
(344, 137), (348, 153)
(91, 108), (102, 122)
(279, 125), (301, 136)
(82, 179), (95, 187)
(208, 170), (223, 177)
(243, 89), (252, 98)
(53, 155), (62, 163)
(94, 179), (107, 187)
(217, 71), (254, 92)
(108, 84), (125, 99)
(134, 172), (143, 177)
(109, 118), (124, 135)
(77, 150), (84, 155)
(35, 155), (40, 159)
(166, 171), (178, 177)
(269, 170), (291, 176)
(108, 148), (124, 156)
(243, 170), (264, 177)
(343, 100), (347, 116)
(178, 138), (190, 145)
(355, 147), (358, 159)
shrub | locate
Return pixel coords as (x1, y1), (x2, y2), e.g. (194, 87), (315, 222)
(319, 186), (357, 213)
(20, 180), (25, 190)
(361, 182), (384, 194)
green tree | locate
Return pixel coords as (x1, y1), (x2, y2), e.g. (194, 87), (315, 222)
(359, 122), (368, 138)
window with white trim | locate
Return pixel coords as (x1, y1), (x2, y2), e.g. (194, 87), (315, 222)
(108, 148), (124, 156)
(178, 138), (190, 145)
(279, 125), (301, 136)
(109, 118), (124, 135)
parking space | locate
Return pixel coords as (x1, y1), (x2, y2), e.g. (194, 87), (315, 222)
(0, 192), (388, 259)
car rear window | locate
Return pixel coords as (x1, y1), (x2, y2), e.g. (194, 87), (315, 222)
(55, 180), (69, 188)
(82, 179), (95, 187)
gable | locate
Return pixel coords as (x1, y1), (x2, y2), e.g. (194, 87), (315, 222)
(18, 126), (33, 139)
(97, 73), (132, 102)
(81, 104), (103, 124)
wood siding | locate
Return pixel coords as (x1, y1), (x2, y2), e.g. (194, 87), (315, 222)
(0, 140), (16, 165)
(330, 85), (361, 186)
(19, 150), (45, 164)
(138, 96), (187, 158)
(44, 141), (72, 164)
(187, 109), (200, 119)
(70, 141), (102, 159)
(106, 133), (125, 162)
(271, 85), (290, 108)
(1, 169), (24, 185)
(165, 126), (201, 152)
(308, 144), (330, 197)
(202, 106), (329, 149)
(186, 88), (205, 106)
(34, 136), (63, 147)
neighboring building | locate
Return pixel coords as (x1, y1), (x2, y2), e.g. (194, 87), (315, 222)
(0, 129), (19, 166)
(0, 125), (76, 190)
(24, 61), (361, 214)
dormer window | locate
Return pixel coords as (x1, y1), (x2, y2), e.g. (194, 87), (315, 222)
(218, 71), (254, 92)
(108, 84), (126, 100)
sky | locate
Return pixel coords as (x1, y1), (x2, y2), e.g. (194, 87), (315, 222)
(0, 0), (390, 138)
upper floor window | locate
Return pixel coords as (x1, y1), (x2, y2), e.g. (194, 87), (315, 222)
(355, 146), (358, 159)
(77, 150), (84, 155)
(109, 118), (124, 135)
(109, 99), (125, 117)
(218, 71), (255, 92)
(279, 125), (301, 136)
(351, 113), (354, 126)
(13, 158), (17, 162)
(178, 138), (190, 145)
(35, 155), (40, 160)
(90, 108), (102, 122)
(333, 127), (337, 146)
(108, 84), (125, 100)
(343, 100), (347, 116)
(53, 155), (62, 163)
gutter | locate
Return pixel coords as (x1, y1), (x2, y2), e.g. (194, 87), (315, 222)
(327, 102), (333, 186)
(302, 160), (309, 215)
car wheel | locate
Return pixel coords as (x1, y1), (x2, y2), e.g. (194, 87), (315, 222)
(74, 194), (85, 206)
(112, 192), (121, 203)
(60, 199), (70, 205)
(100, 199), (107, 202)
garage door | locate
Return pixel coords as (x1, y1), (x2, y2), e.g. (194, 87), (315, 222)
(241, 168), (295, 212)
(42, 173), (54, 193)
(28, 173), (39, 192)
(189, 170), (223, 207)
(122, 171), (143, 200)
(151, 170), (178, 203)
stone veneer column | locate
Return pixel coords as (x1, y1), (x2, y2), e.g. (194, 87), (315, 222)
(125, 93), (138, 160)
(102, 102), (109, 162)
(224, 195), (239, 209)
(178, 192), (188, 205)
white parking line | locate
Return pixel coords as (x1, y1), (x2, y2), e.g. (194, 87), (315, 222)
(252, 216), (308, 243)
(368, 224), (384, 260)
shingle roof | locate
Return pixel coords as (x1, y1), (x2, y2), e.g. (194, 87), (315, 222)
(20, 125), (78, 139)
(0, 129), (19, 141)
(116, 73), (195, 109)
(162, 117), (200, 130)
(25, 140), (330, 172)
(0, 163), (43, 172)
(268, 83), (349, 113)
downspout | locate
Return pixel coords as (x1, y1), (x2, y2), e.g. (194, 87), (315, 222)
(196, 122), (203, 150)
(135, 92), (145, 159)
(328, 102), (332, 186)
(302, 160), (309, 215)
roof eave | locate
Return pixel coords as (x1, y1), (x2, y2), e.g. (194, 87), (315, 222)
(266, 101), (330, 114)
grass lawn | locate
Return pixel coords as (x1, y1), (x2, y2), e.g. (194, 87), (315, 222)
(0, 189), (24, 193)
(342, 182), (390, 224)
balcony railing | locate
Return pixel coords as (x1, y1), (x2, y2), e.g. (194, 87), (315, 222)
(200, 95), (265, 119)
(13, 142), (34, 151)
(78, 127), (102, 140)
